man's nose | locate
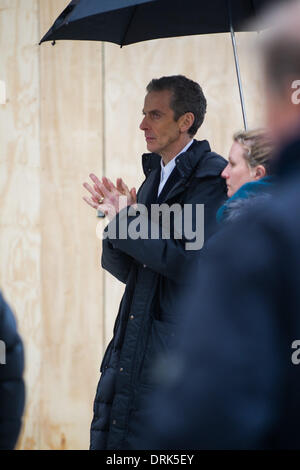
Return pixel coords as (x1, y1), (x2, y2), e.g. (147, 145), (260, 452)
(139, 116), (148, 131)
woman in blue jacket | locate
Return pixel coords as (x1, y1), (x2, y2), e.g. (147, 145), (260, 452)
(217, 129), (274, 224)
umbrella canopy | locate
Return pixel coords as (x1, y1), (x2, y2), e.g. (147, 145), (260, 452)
(40, 0), (281, 46)
(40, 0), (285, 130)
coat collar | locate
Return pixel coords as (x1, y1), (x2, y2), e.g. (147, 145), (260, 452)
(140, 140), (225, 204)
(142, 139), (213, 179)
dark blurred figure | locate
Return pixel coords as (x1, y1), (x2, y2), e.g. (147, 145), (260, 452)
(0, 291), (25, 449)
(138, 0), (300, 450)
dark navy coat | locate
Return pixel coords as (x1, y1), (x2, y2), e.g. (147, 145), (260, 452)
(90, 139), (227, 450)
(0, 291), (25, 450)
(137, 133), (300, 450)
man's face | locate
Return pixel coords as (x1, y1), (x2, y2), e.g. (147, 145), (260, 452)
(139, 90), (183, 157)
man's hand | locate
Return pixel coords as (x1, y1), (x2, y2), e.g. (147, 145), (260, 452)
(83, 174), (137, 222)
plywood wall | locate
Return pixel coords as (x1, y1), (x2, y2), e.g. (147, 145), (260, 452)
(0, 0), (264, 449)
(0, 0), (42, 450)
(38, 0), (105, 450)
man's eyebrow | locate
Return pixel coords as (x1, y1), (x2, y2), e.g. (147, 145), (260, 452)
(142, 109), (164, 115)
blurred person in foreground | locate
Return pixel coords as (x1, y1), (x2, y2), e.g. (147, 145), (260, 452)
(137, 0), (300, 450)
(217, 128), (274, 224)
(0, 291), (25, 449)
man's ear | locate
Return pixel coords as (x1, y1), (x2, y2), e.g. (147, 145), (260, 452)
(179, 112), (195, 133)
(253, 165), (266, 180)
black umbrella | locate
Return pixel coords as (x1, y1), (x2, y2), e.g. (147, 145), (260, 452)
(40, 0), (283, 129)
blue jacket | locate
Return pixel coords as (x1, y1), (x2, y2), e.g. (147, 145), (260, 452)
(90, 140), (227, 450)
(0, 291), (25, 449)
(137, 132), (300, 449)
(216, 176), (274, 224)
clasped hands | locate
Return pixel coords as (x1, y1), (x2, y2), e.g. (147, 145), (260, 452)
(83, 174), (137, 222)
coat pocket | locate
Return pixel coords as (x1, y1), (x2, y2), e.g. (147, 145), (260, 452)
(139, 318), (177, 386)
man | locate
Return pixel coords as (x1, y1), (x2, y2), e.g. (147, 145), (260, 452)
(83, 75), (227, 450)
(0, 291), (25, 449)
(137, 0), (300, 450)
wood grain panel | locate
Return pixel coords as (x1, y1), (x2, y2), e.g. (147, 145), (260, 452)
(39, 0), (104, 450)
(0, 0), (41, 450)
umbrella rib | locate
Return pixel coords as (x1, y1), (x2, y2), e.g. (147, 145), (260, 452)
(227, 0), (248, 130)
(120, 6), (138, 47)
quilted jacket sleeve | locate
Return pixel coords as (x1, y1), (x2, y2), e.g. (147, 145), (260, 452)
(106, 175), (226, 283)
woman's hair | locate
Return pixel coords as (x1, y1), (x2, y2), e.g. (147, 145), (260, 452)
(233, 128), (274, 174)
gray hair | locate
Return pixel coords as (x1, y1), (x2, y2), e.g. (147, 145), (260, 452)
(146, 75), (207, 136)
